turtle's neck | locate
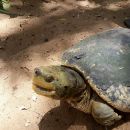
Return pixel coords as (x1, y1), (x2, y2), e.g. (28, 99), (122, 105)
(67, 85), (92, 113)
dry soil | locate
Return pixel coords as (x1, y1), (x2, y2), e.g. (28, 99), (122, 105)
(0, 0), (130, 130)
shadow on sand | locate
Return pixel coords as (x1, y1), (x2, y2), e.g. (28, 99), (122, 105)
(38, 101), (130, 130)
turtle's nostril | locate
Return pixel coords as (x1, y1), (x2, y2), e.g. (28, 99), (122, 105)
(34, 68), (42, 76)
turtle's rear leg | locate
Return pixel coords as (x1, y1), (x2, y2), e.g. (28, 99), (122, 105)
(91, 100), (122, 126)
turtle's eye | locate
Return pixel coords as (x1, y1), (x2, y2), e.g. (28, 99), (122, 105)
(45, 75), (54, 83)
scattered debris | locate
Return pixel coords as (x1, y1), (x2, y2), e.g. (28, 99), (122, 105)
(55, 118), (60, 122)
(19, 106), (28, 110)
(42, 0), (51, 3)
(119, 67), (124, 70)
(103, 17), (108, 21)
(12, 85), (18, 91)
(32, 95), (37, 102)
(20, 21), (28, 27)
(25, 120), (31, 127)
(44, 38), (49, 42)
(20, 66), (30, 72)
(59, 18), (66, 21)
(0, 37), (8, 42)
(3, 76), (8, 80)
(95, 14), (102, 17)
(119, 49), (124, 53)
(91, 64), (96, 68)
(113, 16), (116, 19)
(0, 46), (5, 50)
(99, 27), (103, 30)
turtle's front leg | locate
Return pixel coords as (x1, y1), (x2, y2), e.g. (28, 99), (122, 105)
(91, 100), (122, 126)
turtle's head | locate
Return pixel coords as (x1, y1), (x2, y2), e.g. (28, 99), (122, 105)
(32, 65), (86, 99)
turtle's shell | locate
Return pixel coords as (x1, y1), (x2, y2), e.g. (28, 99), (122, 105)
(62, 28), (130, 112)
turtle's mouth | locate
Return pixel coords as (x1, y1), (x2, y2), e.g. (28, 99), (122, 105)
(32, 83), (56, 97)
(35, 85), (52, 92)
(32, 75), (56, 97)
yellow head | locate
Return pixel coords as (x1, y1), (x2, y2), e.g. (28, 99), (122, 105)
(32, 65), (86, 99)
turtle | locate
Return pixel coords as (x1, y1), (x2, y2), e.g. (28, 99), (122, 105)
(32, 27), (130, 126)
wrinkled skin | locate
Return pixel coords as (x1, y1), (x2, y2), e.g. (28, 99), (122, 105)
(32, 65), (122, 126)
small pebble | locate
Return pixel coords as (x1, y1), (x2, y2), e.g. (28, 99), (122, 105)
(19, 106), (27, 110)
(119, 67), (124, 70)
(91, 64), (96, 68)
(0, 46), (5, 50)
(44, 38), (49, 42)
(0, 37), (7, 42)
(32, 95), (37, 102)
(25, 120), (31, 127)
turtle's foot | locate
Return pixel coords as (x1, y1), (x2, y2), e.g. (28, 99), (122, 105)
(91, 100), (122, 126)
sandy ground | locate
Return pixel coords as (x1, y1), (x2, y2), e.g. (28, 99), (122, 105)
(0, 0), (130, 130)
